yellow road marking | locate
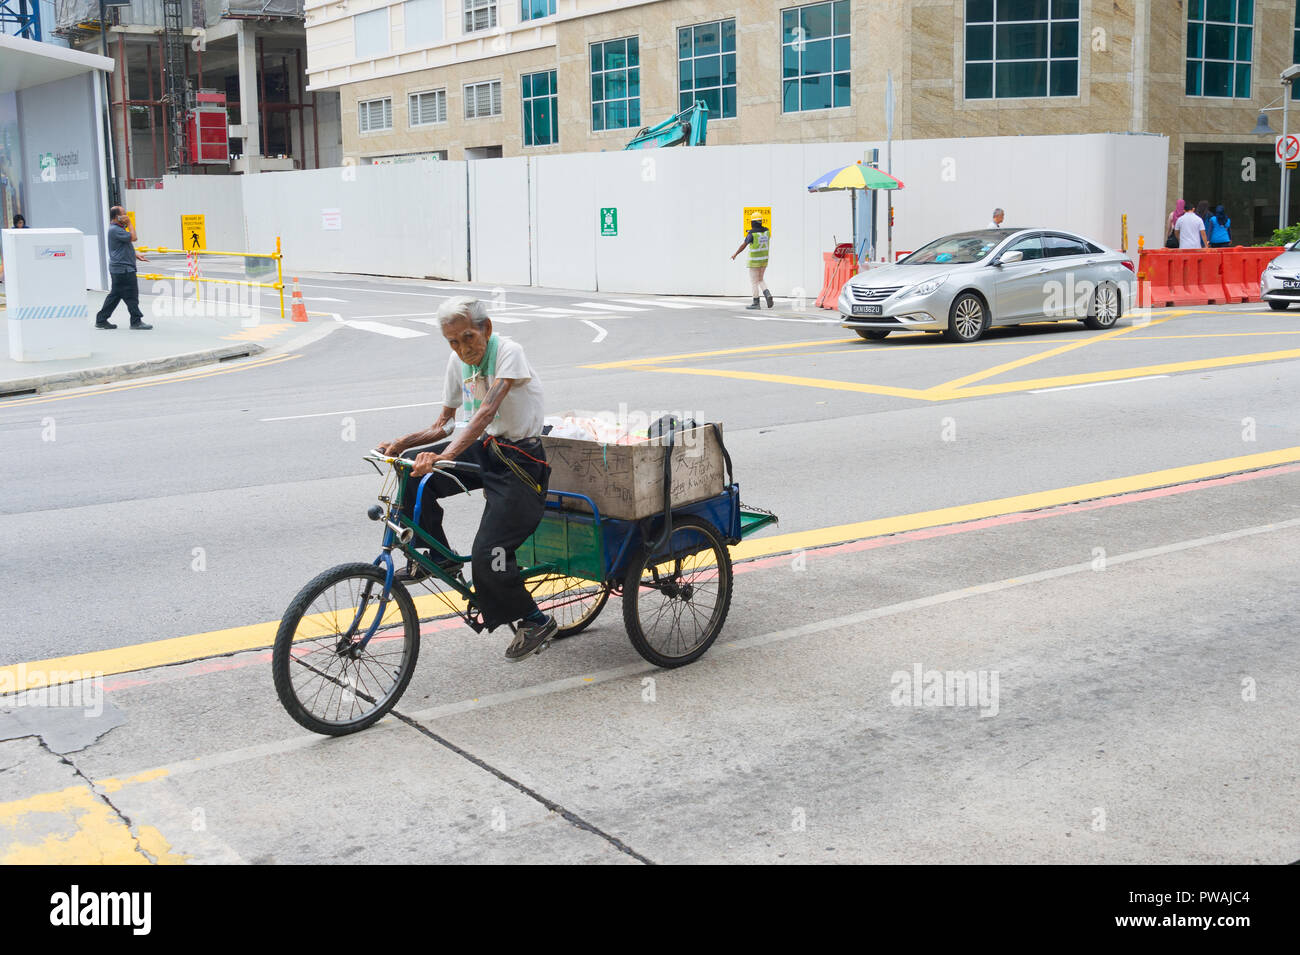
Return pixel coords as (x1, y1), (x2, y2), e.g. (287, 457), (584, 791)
(0, 783), (188, 865)
(1124, 330), (1300, 340)
(730, 445), (1300, 561)
(222, 322), (294, 342)
(642, 365), (942, 400)
(583, 338), (857, 369)
(934, 347), (1300, 399)
(0, 352), (300, 409)
(927, 317), (1171, 394)
(3, 446), (1300, 689)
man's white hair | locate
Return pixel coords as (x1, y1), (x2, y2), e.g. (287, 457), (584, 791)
(437, 296), (489, 329)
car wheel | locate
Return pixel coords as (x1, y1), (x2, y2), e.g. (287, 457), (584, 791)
(856, 329), (890, 340)
(944, 293), (989, 343)
(1083, 282), (1123, 329)
(1268, 300), (1290, 311)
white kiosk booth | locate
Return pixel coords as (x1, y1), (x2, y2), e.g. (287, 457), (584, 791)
(1, 34), (114, 360)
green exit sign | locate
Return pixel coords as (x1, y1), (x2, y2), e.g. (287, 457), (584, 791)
(600, 207), (618, 236)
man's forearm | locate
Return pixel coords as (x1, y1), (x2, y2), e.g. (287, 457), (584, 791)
(396, 409), (455, 450)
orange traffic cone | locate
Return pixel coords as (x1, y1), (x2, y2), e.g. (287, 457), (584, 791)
(290, 277), (308, 323)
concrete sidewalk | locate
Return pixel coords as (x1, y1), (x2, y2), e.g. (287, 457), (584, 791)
(0, 285), (331, 397)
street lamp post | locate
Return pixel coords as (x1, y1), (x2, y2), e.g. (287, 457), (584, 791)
(1281, 80), (1291, 231)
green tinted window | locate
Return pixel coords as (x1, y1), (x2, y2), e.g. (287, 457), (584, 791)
(964, 0), (1077, 99)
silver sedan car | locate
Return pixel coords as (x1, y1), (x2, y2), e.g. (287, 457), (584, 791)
(838, 228), (1136, 342)
(1259, 239), (1300, 309)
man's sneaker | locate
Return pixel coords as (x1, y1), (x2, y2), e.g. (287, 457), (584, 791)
(505, 616), (557, 661)
(95, 321), (117, 329)
(130, 321), (153, 330)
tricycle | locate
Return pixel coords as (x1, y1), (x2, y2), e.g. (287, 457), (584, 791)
(272, 438), (777, 736)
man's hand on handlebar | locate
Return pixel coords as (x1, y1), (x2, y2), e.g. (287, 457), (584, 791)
(375, 439), (403, 457)
(410, 450), (445, 477)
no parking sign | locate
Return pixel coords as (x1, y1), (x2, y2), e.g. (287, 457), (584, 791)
(1275, 134), (1299, 164)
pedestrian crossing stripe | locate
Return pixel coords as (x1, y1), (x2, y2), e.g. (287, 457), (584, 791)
(611, 298), (696, 309)
(342, 320), (427, 339)
(572, 302), (645, 312)
(13, 305), (89, 320)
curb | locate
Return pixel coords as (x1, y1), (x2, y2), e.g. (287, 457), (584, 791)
(0, 342), (267, 398)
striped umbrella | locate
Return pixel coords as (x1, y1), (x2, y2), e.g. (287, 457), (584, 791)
(807, 163), (905, 192)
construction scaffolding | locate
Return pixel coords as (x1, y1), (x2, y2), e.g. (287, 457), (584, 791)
(0, 0), (41, 40)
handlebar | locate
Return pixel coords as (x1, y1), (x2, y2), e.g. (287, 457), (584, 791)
(363, 450), (482, 473)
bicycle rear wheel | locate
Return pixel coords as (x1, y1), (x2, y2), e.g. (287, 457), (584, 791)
(622, 517), (732, 668)
(272, 562), (419, 736)
(526, 573), (610, 637)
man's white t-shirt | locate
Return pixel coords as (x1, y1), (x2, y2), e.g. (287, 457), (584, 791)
(442, 335), (545, 440)
(988, 221), (1001, 229)
(1176, 211), (1205, 249)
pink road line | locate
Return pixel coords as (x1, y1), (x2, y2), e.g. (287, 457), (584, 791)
(99, 462), (1300, 694)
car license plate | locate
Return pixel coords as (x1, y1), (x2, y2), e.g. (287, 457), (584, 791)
(1283, 280), (1300, 290)
(851, 304), (882, 316)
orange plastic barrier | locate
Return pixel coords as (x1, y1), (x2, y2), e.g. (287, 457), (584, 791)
(1234, 246), (1285, 301)
(815, 251), (859, 309)
(1138, 247), (1286, 307)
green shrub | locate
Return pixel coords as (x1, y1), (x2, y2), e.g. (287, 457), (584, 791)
(1258, 224), (1300, 247)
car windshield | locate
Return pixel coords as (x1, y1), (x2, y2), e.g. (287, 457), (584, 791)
(903, 231), (1008, 265)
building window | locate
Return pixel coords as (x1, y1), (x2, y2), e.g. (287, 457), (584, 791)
(522, 70), (558, 146)
(358, 97), (393, 133)
(405, 0), (444, 48)
(355, 8), (390, 60)
(409, 89), (447, 126)
(591, 36), (640, 131)
(464, 0), (497, 33)
(521, 0), (555, 21)
(965, 0), (1080, 100)
(1186, 0), (1252, 97)
(678, 19), (737, 118)
(464, 80), (503, 119)
(781, 1), (850, 112)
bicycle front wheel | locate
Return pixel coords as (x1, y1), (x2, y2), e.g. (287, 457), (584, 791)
(272, 562), (419, 736)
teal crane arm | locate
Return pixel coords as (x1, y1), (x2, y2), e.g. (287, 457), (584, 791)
(624, 101), (709, 150)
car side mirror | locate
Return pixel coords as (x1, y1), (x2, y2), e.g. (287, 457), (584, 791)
(999, 250), (1024, 265)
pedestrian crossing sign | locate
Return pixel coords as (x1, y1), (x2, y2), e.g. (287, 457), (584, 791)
(181, 214), (207, 251)
(743, 206), (772, 237)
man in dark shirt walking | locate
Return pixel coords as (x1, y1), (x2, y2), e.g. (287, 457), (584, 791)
(95, 206), (152, 330)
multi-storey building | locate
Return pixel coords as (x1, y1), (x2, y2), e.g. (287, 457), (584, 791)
(307, 0), (1300, 242)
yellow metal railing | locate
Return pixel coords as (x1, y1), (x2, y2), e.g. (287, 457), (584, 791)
(136, 237), (284, 319)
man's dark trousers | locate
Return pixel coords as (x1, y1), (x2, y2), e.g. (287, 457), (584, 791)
(96, 271), (144, 325)
(400, 436), (548, 630)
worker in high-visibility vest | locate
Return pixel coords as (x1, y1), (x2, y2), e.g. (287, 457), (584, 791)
(731, 216), (774, 310)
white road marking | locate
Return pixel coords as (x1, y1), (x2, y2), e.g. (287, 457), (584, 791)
(411, 315), (529, 325)
(530, 308), (588, 315)
(100, 515), (1300, 791)
(260, 401), (441, 422)
(582, 319), (608, 343)
(572, 302), (645, 312)
(662, 297), (749, 307)
(611, 298), (696, 309)
(1030, 375), (1170, 394)
(741, 314), (842, 324)
(342, 320), (428, 339)
(308, 296), (348, 303)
